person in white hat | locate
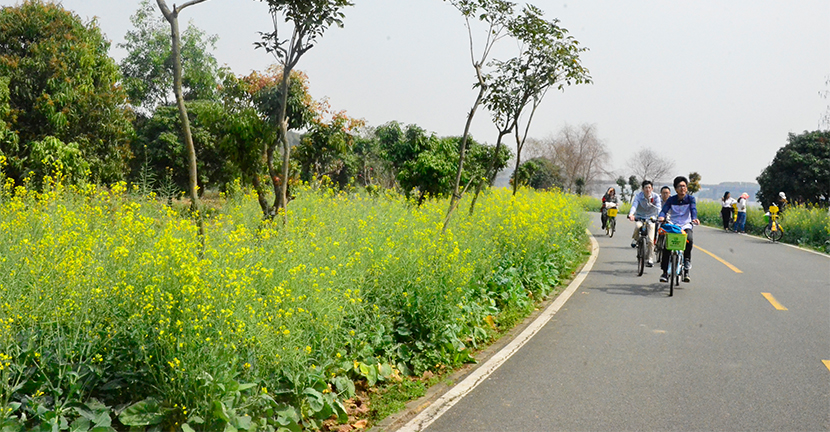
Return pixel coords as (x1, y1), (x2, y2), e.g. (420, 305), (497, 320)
(734, 193), (749, 233)
(776, 191), (787, 213)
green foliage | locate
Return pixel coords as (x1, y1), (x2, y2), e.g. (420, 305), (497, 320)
(688, 172), (702, 195)
(756, 130), (830, 207)
(132, 100), (237, 194)
(378, 123), (509, 203)
(0, 0), (134, 185)
(512, 157), (563, 190)
(119, 0), (222, 112)
(28, 136), (90, 185)
(293, 113), (363, 187)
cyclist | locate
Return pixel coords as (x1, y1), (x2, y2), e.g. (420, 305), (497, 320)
(659, 186), (671, 209)
(658, 176), (700, 283)
(627, 180), (660, 267)
(600, 187), (619, 231)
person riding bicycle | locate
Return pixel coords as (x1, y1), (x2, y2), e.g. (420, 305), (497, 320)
(627, 180), (660, 267)
(600, 187), (619, 231)
(658, 176), (700, 283)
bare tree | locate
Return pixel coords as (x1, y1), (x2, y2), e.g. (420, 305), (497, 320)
(626, 147), (675, 184)
(540, 123), (610, 194)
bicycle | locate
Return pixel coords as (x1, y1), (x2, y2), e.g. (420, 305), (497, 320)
(763, 204), (784, 242)
(605, 203), (617, 237)
(634, 216), (657, 276)
(659, 223), (687, 297)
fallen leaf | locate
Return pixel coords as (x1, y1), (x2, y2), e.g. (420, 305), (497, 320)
(353, 419), (368, 429)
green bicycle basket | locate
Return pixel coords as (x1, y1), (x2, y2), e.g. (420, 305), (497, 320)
(665, 232), (687, 251)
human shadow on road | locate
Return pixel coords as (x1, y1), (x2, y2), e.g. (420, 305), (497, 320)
(585, 281), (677, 297)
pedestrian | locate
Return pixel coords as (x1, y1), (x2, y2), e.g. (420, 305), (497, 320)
(720, 191), (736, 231)
(600, 187), (618, 230)
(734, 192), (748, 233)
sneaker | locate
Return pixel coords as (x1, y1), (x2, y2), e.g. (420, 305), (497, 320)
(659, 273), (668, 283)
(683, 273), (691, 283)
(631, 240), (637, 248)
(646, 260), (653, 267)
(683, 259), (692, 272)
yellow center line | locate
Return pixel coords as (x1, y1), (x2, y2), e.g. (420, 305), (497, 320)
(823, 360), (830, 372)
(761, 292), (788, 310)
(694, 245), (743, 273)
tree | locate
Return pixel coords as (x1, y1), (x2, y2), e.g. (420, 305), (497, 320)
(512, 157), (563, 190)
(756, 130), (830, 207)
(627, 175), (639, 202)
(688, 172), (701, 195)
(256, 0), (353, 219)
(505, 5), (591, 197)
(293, 111), (364, 187)
(534, 123), (610, 194)
(0, 0), (134, 184)
(444, 0), (514, 223)
(155, 0), (211, 243)
(626, 147), (675, 184)
(615, 176), (628, 203)
(120, 0), (222, 113)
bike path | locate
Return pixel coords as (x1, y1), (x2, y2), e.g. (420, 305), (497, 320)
(411, 214), (829, 431)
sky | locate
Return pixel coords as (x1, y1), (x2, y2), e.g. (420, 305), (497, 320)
(6, 0), (829, 184)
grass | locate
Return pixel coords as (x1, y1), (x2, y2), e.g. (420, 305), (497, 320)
(0, 175), (589, 431)
(696, 200), (830, 252)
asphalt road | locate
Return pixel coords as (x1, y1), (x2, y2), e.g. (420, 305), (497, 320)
(419, 213), (830, 431)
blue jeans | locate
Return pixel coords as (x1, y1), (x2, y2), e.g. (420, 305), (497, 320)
(734, 212), (746, 232)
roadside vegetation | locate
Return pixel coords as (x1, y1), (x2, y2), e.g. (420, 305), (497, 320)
(696, 201), (830, 252)
(0, 170), (588, 430)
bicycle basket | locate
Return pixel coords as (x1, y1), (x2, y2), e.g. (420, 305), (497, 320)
(665, 232), (687, 251)
(607, 208), (618, 217)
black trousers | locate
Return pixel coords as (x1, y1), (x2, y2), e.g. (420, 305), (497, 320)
(721, 207), (732, 229)
(661, 228), (693, 271)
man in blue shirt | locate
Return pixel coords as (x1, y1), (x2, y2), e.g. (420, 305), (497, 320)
(627, 180), (661, 267)
(658, 176), (700, 283)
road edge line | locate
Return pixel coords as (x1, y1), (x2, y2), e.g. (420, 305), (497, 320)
(395, 232), (600, 432)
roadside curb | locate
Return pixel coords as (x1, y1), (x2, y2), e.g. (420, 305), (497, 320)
(698, 224), (829, 258)
(371, 231), (600, 432)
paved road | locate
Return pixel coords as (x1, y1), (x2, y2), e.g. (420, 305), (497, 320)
(419, 214), (830, 431)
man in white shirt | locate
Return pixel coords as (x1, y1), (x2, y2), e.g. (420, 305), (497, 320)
(628, 180), (661, 266)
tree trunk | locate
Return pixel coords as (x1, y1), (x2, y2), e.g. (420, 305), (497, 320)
(444, 84), (485, 227)
(157, 0), (209, 246)
(469, 130), (509, 215)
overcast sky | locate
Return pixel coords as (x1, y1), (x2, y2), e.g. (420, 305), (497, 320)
(8, 0), (829, 184)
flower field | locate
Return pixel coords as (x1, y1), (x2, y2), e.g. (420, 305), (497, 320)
(695, 200), (830, 251)
(0, 178), (588, 431)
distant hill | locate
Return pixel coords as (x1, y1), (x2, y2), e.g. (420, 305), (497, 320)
(695, 182), (760, 202)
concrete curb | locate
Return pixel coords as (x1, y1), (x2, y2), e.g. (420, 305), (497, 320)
(371, 231), (600, 432)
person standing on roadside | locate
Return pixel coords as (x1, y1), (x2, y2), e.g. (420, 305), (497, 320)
(628, 180), (661, 267)
(658, 176), (700, 283)
(734, 192), (748, 233)
(720, 191), (737, 231)
(600, 187), (618, 230)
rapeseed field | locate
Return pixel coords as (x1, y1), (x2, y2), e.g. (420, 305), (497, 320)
(0, 172), (588, 430)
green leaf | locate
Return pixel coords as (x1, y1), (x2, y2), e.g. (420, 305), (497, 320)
(303, 388), (325, 413)
(118, 398), (166, 426)
(231, 415), (253, 430)
(237, 382), (256, 392)
(332, 376), (355, 398)
(69, 417), (90, 432)
(181, 425), (196, 432)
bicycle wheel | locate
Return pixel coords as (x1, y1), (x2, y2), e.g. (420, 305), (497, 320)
(769, 222), (784, 242)
(609, 218), (616, 238)
(637, 237), (646, 276)
(669, 252), (678, 297)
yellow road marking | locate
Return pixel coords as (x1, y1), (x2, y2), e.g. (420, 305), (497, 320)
(823, 360), (830, 372)
(761, 292), (788, 310)
(694, 245), (743, 273)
